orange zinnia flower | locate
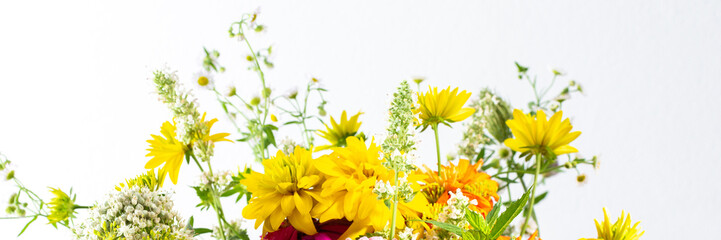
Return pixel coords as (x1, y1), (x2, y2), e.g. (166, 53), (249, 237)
(417, 159), (499, 216)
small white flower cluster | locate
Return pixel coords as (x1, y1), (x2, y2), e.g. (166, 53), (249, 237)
(397, 227), (418, 240)
(74, 186), (193, 240)
(279, 137), (299, 155)
(441, 189), (478, 221)
(372, 175), (414, 202)
(199, 170), (233, 190)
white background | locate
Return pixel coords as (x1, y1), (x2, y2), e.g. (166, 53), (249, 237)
(1, 1), (720, 239)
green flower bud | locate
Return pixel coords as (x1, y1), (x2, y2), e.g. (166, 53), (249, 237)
(564, 161), (573, 169)
(254, 25), (265, 32)
(498, 147), (511, 159)
(219, 67), (226, 73)
(6, 206), (16, 214)
(246, 55), (254, 61)
(227, 87), (237, 97)
(288, 90), (298, 100)
(318, 108), (327, 117)
(569, 80), (576, 87)
(8, 193), (16, 204)
(412, 77), (425, 85)
(250, 97), (261, 106)
(262, 87), (272, 98)
(6, 170), (14, 180)
(16, 208), (25, 216)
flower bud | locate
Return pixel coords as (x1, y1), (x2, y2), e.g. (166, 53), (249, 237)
(498, 147), (511, 159)
(246, 55), (254, 61)
(318, 108), (327, 117)
(576, 174), (586, 183)
(412, 77), (425, 85)
(262, 87), (272, 98)
(564, 161), (573, 169)
(569, 80), (576, 87)
(270, 114), (278, 122)
(227, 87), (237, 97)
(288, 90), (298, 99)
(6, 170), (14, 180)
(16, 208), (25, 216)
(219, 67), (226, 73)
(6, 206), (15, 214)
(250, 97), (261, 106)
(8, 193), (16, 204)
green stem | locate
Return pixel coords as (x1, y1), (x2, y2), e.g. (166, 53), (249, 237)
(389, 170), (399, 239)
(520, 153), (542, 238)
(432, 123), (442, 177)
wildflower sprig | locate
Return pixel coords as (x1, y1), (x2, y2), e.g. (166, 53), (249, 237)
(274, 77), (328, 148)
(380, 80), (420, 239)
(0, 153), (89, 236)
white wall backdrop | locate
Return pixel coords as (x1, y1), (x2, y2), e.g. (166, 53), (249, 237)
(1, 0), (720, 239)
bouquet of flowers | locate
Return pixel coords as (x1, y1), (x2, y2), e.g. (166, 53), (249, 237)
(1, 10), (644, 240)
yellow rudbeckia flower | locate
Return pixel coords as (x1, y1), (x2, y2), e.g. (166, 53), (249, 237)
(503, 109), (580, 157)
(47, 188), (76, 225)
(317, 111), (363, 150)
(241, 146), (326, 236)
(578, 208), (644, 240)
(313, 137), (429, 239)
(145, 113), (231, 184)
(416, 86), (475, 129)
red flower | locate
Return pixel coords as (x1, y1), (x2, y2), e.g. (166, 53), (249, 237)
(265, 219), (351, 240)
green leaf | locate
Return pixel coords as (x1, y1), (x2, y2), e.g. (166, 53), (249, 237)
(186, 216), (195, 229)
(485, 198), (501, 225)
(533, 191), (548, 204)
(489, 188), (532, 240)
(193, 227), (213, 235)
(421, 220), (466, 235)
(466, 209), (490, 235)
(17, 215), (38, 236)
(495, 177), (517, 183)
(462, 231), (478, 240)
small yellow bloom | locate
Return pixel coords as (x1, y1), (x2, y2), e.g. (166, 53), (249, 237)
(47, 188), (76, 225)
(241, 147), (326, 236)
(145, 113), (231, 184)
(416, 86), (475, 129)
(197, 76), (209, 86)
(317, 111), (362, 150)
(270, 114), (278, 122)
(313, 137), (429, 239)
(504, 109), (580, 156)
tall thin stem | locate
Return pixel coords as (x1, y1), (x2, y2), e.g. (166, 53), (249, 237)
(520, 152), (542, 238)
(389, 170), (399, 239)
(432, 123), (442, 177)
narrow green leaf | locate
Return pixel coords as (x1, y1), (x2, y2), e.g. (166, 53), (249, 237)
(17, 215), (38, 236)
(421, 220), (466, 235)
(489, 188), (532, 240)
(193, 227), (213, 235)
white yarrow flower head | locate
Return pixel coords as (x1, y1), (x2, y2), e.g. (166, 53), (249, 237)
(73, 186), (194, 239)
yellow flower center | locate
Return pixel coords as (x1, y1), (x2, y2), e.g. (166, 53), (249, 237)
(197, 76), (209, 86)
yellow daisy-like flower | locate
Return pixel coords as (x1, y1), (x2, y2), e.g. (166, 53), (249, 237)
(115, 169), (167, 191)
(416, 86), (475, 129)
(240, 146), (326, 236)
(313, 137), (429, 239)
(317, 111), (363, 150)
(145, 113), (231, 184)
(578, 208), (644, 240)
(503, 109), (581, 156)
(47, 188), (76, 225)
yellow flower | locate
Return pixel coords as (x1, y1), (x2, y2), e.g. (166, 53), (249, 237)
(503, 109), (580, 156)
(317, 111), (363, 150)
(313, 137), (429, 239)
(416, 86), (475, 129)
(240, 147), (325, 236)
(47, 188), (76, 225)
(145, 113), (231, 184)
(115, 169), (167, 191)
(582, 208), (644, 240)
